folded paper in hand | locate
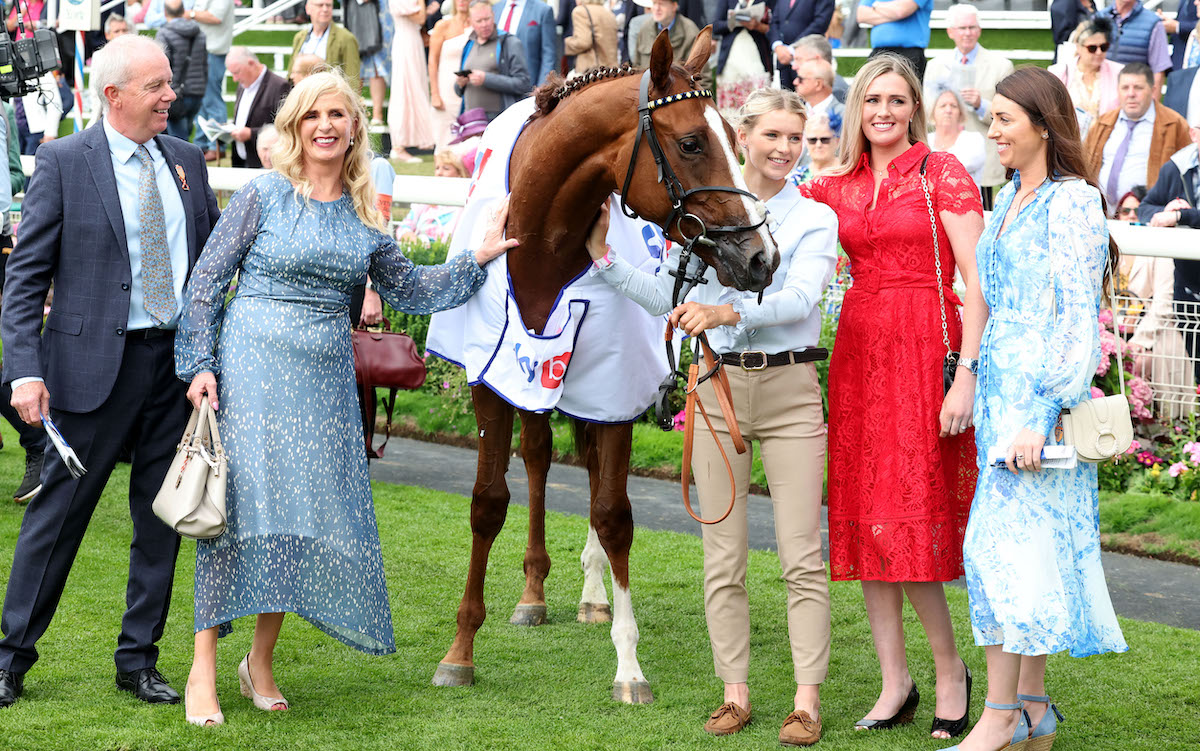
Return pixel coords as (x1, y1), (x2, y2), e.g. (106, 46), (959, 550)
(729, 2), (766, 25)
(987, 444), (1077, 470)
(197, 116), (238, 145)
(42, 413), (87, 479)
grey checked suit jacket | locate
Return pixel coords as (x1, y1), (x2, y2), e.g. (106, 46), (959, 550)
(1, 123), (221, 413)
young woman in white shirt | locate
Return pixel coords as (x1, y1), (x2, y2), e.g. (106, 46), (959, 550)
(588, 88), (838, 747)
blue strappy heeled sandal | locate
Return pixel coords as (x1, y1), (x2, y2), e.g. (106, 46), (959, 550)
(943, 699), (1031, 751)
(1018, 694), (1064, 751)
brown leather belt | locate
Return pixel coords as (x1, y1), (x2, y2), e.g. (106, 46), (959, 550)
(718, 348), (829, 371)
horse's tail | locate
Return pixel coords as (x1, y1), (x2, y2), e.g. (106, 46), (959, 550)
(572, 417), (594, 467)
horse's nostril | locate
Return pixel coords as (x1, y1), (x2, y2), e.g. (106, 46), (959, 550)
(749, 249), (769, 277)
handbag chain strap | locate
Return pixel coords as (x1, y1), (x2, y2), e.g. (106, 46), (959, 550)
(919, 154), (953, 354)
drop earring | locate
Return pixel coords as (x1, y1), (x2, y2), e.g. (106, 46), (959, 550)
(349, 136), (355, 147)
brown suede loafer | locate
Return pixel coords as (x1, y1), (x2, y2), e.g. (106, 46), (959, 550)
(703, 701), (752, 736)
(779, 709), (822, 746)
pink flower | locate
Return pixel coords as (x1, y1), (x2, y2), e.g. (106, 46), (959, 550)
(1125, 439), (1142, 455)
(1096, 352), (1111, 377)
(673, 410), (687, 432)
(1098, 309), (1114, 325)
(1090, 386), (1105, 399)
(1099, 328), (1119, 356)
(1169, 462), (1189, 478)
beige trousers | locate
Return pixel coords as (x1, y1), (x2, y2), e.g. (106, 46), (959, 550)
(693, 361), (831, 685)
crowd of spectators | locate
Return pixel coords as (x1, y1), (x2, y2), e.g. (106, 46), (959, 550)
(4, 0), (1200, 451)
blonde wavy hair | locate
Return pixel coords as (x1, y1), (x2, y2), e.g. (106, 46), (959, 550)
(269, 70), (385, 230)
(734, 87), (807, 135)
(831, 54), (927, 178)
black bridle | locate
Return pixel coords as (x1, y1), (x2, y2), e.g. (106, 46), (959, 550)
(615, 70), (768, 432)
(618, 70), (767, 307)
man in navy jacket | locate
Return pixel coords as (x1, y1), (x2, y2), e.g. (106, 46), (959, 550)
(768, 0), (834, 91)
(0, 35), (220, 710)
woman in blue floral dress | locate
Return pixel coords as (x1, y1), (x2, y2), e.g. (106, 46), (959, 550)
(175, 71), (514, 727)
(952, 67), (1127, 751)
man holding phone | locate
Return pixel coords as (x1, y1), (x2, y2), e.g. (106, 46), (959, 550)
(454, 0), (532, 123)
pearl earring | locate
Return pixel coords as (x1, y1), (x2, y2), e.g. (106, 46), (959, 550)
(349, 137), (355, 147)
(1041, 132), (1048, 140)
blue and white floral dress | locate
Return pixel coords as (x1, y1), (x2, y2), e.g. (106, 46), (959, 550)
(965, 174), (1128, 657)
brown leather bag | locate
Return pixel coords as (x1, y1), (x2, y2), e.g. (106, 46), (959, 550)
(352, 320), (427, 458)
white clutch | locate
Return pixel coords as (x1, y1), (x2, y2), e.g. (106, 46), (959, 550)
(152, 399), (227, 540)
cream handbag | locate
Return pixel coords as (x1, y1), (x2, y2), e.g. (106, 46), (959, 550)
(153, 400), (228, 539)
(1060, 260), (1134, 463)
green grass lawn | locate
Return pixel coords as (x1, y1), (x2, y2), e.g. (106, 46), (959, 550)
(1100, 491), (1200, 564)
(0, 423), (1196, 750)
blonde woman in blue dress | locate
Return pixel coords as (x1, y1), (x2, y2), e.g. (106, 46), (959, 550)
(951, 66), (1127, 751)
(175, 70), (515, 727)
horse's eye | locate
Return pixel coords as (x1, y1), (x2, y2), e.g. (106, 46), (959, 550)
(679, 138), (703, 155)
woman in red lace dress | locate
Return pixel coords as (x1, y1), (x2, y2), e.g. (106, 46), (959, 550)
(800, 55), (987, 739)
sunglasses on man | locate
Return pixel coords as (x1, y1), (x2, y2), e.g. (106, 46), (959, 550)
(806, 136), (834, 145)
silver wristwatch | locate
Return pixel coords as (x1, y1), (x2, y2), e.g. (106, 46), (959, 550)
(957, 357), (980, 376)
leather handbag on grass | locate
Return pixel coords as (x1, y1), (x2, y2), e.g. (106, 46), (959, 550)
(352, 319), (427, 458)
(1061, 262), (1133, 462)
(153, 399), (227, 539)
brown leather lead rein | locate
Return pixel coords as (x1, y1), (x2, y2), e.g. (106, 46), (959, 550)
(672, 327), (746, 525)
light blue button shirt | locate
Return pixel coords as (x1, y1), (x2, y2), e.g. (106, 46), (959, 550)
(103, 118), (190, 330)
(598, 187), (839, 355)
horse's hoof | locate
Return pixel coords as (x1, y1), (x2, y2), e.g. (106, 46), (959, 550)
(509, 603), (548, 626)
(612, 680), (654, 705)
(577, 602), (612, 623)
(432, 661), (475, 687)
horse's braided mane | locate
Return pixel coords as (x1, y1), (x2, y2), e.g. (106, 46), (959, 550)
(529, 63), (703, 120)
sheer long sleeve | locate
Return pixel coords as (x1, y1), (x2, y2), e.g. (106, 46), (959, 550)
(368, 237), (487, 314)
(1026, 181), (1107, 437)
(175, 180), (263, 381)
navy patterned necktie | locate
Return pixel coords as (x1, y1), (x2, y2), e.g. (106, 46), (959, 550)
(134, 144), (177, 324)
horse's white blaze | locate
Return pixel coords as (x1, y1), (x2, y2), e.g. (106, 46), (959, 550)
(579, 525), (610, 606)
(703, 106), (775, 253)
(610, 583), (644, 683)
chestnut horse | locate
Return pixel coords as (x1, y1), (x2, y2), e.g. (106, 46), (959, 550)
(432, 27), (778, 703)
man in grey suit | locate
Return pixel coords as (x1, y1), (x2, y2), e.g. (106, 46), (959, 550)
(0, 34), (221, 709)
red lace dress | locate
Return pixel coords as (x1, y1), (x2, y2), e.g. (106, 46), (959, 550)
(801, 143), (982, 582)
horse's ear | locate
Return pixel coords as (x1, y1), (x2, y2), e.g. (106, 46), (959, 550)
(648, 28), (674, 93)
(683, 25), (714, 79)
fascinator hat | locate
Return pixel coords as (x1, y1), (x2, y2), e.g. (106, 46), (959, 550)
(450, 108), (489, 145)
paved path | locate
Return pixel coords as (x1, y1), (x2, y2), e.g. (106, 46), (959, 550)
(372, 436), (1200, 632)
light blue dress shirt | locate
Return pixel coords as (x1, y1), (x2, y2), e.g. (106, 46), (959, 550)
(0, 115), (11, 233)
(103, 118), (190, 330)
(141, 0), (196, 29)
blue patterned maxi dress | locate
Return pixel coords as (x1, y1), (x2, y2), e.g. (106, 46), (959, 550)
(965, 174), (1127, 658)
(175, 172), (487, 653)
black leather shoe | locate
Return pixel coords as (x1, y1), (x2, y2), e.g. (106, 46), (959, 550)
(116, 667), (180, 704)
(0, 669), (24, 708)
